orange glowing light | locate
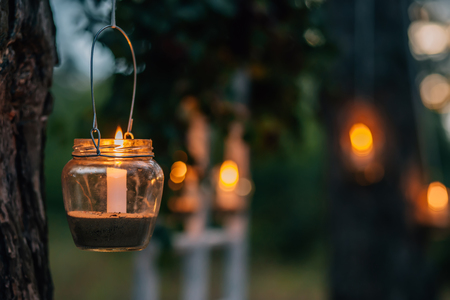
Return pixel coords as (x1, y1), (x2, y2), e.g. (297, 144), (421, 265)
(115, 126), (123, 139)
(427, 182), (448, 211)
(171, 161), (187, 177)
(170, 161), (187, 184)
(219, 160), (239, 191)
(349, 123), (373, 155)
(114, 126), (124, 147)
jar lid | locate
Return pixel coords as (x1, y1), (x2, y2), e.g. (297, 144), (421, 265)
(72, 139), (154, 158)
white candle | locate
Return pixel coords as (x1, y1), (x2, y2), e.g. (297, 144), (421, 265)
(107, 167), (127, 213)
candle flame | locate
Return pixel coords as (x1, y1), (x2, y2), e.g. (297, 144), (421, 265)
(115, 126), (124, 147)
(115, 126), (123, 139)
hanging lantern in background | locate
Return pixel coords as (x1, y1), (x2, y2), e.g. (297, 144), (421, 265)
(215, 160), (254, 212)
(414, 181), (450, 228)
(216, 160), (244, 211)
(168, 164), (201, 215)
(339, 102), (386, 185)
(61, 2), (164, 252)
(219, 160), (239, 191)
(401, 163), (450, 229)
(215, 122), (253, 212)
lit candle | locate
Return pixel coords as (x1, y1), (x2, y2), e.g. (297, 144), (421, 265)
(107, 167), (127, 213)
(107, 126), (127, 213)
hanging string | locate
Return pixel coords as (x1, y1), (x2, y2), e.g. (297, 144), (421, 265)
(87, 0), (141, 156)
(111, 0), (116, 27)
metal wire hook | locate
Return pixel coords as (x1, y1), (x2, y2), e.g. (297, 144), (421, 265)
(90, 128), (101, 155)
(72, 0), (155, 159)
(90, 11), (137, 140)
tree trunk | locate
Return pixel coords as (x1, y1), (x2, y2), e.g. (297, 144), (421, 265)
(325, 0), (436, 299)
(0, 0), (57, 299)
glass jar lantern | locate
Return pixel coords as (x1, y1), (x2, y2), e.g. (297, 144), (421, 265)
(62, 138), (164, 252)
(61, 8), (164, 251)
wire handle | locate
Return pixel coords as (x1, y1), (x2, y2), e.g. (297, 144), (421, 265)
(90, 0), (137, 152)
(73, 0), (154, 159)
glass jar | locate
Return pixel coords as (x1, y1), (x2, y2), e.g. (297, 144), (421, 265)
(62, 138), (164, 252)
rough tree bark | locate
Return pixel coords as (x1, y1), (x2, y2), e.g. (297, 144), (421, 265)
(325, 0), (436, 299)
(0, 0), (57, 299)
